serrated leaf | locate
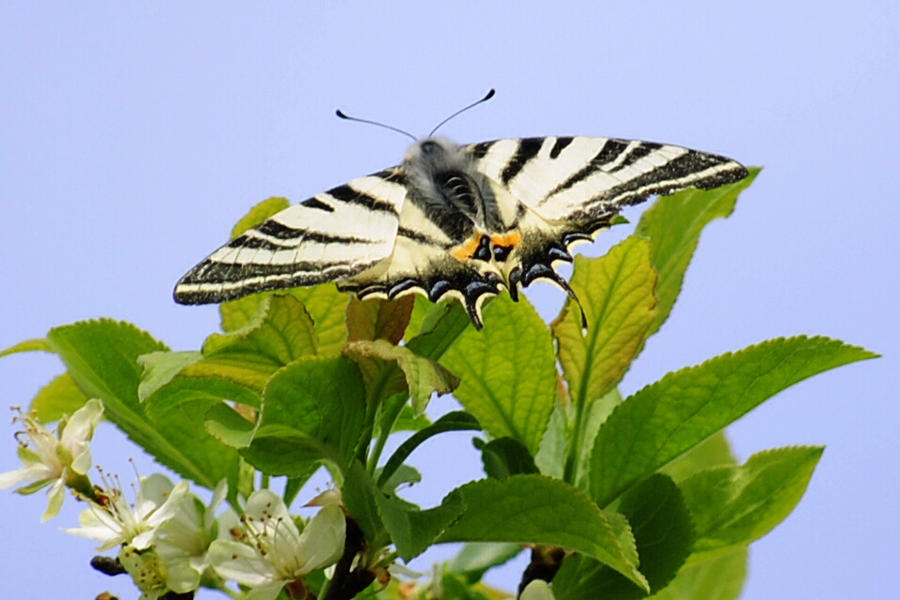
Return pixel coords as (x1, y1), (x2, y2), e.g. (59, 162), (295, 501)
(477, 437), (539, 479)
(681, 446), (823, 564)
(553, 237), (657, 405)
(375, 490), (465, 561)
(442, 295), (556, 453)
(137, 351), (202, 401)
(0, 338), (53, 358)
(29, 373), (89, 423)
(553, 474), (693, 599)
(377, 411), (481, 488)
(448, 543), (525, 584)
(648, 548), (746, 600)
(241, 357), (365, 475)
(204, 295), (317, 365)
(439, 475), (648, 592)
(45, 320), (238, 491)
(197, 295), (318, 391)
(636, 169), (760, 335)
(345, 339), (459, 414)
(590, 336), (876, 506)
(221, 286), (349, 356)
(347, 296), (415, 344)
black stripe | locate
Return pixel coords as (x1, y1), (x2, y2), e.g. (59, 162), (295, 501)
(256, 220), (305, 240)
(550, 138), (631, 196)
(398, 226), (447, 248)
(593, 152), (741, 208)
(549, 136), (573, 159)
(468, 141), (494, 160)
(181, 257), (355, 284)
(300, 197), (334, 212)
(372, 167), (406, 186)
(501, 137), (543, 184)
(609, 142), (662, 172)
(327, 184), (398, 214)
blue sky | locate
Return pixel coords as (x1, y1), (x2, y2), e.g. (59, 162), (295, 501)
(1, 2), (897, 598)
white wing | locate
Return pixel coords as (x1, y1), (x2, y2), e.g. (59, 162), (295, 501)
(174, 167), (407, 304)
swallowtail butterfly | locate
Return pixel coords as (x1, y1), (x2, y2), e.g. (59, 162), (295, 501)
(174, 93), (748, 328)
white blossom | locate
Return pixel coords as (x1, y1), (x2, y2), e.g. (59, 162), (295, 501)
(208, 489), (345, 600)
(65, 473), (189, 551)
(0, 398), (103, 520)
(154, 479), (229, 594)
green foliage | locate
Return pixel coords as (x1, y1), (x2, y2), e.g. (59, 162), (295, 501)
(2, 173), (879, 600)
(442, 294), (557, 453)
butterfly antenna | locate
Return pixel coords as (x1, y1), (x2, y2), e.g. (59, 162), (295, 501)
(428, 88), (496, 137)
(335, 109), (417, 142)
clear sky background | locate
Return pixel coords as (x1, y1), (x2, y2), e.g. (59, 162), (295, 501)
(1, 2), (897, 599)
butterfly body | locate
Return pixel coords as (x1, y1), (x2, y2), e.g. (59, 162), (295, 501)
(175, 135), (748, 328)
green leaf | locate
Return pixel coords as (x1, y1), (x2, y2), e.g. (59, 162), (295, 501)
(681, 446), (823, 564)
(648, 548), (747, 600)
(204, 402), (256, 448)
(29, 373), (89, 422)
(447, 543), (525, 584)
(476, 437), (539, 479)
(143, 375), (250, 491)
(377, 411), (481, 488)
(552, 237), (657, 405)
(0, 337), (53, 358)
(196, 295), (318, 391)
(241, 357), (366, 475)
(344, 339), (459, 414)
(662, 432), (737, 483)
(590, 336), (876, 506)
(442, 295), (557, 453)
(342, 460), (385, 545)
(204, 295), (317, 366)
(137, 351), (202, 401)
(377, 463), (422, 494)
(553, 474), (693, 599)
(221, 286), (349, 356)
(242, 423), (342, 479)
(406, 299), (472, 361)
(439, 474), (648, 592)
(375, 490), (465, 561)
(391, 405), (432, 432)
(346, 296), (415, 344)
(230, 196), (290, 239)
(534, 402), (569, 479)
(636, 168), (760, 335)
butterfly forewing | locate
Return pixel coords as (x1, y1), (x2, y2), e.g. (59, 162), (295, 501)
(173, 168), (406, 304)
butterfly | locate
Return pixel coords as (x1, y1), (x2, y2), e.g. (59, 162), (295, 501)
(174, 95), (747, 329)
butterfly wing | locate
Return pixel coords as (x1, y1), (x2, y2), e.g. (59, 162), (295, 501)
(466, 136), (748, 292)
(173, 167), (407, 304)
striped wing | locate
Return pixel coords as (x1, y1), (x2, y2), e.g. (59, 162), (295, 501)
(466, 136), (748, 308)
(469, 136), (747, 225)
(174, 168), (407, 304)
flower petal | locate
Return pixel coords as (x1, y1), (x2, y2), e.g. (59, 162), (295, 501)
(208, 540), (280, 586)
(295, 505), (346, 573)
(520, 580), (555, 600)
(41, 478), (66, 521)
(246, 580), (288, 600)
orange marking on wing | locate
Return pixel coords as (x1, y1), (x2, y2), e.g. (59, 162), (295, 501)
(450, 235), (483, 261)
(490, 231), (522, 247)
